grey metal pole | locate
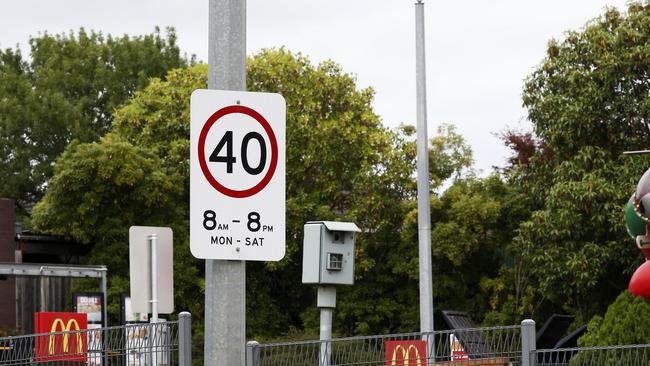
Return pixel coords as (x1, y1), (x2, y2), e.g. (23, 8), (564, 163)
(149, 234), (159, 366)
(245, 341), (260, 366)
(521, 319), (536, 366)
(319, 308), (333, 366)
(206, 1), (247, 366)
(150, 234), (159, 324)
(415, 0), (435, 336)
(179, 312), (192, 366)
(316, 286), (336, 366)
(100, 268), (107, 327)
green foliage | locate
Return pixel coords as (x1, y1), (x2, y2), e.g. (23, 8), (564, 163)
(0, 27), (188, 212)
(429, 124), (474, 187)
(492, 1), (650, 323)
(511, 148), (644, 317)
(30, 135), (196, 320)
(33, 49), (422, 344)
(32, 46), (488, 347)
(523, 2), (650, 160)
(579, 291), (650, 346)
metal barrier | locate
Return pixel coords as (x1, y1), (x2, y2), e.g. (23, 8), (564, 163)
(0, 311), (192, 366)
(247, 325), (523, 366)
(531, 344), (650, 366)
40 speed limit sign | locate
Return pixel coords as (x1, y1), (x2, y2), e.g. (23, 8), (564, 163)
(190, 89), (285, 261)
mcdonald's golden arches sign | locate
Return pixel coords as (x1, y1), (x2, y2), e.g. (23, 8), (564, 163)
(384, 340), (427, 366)
(34, 312), (88, 362)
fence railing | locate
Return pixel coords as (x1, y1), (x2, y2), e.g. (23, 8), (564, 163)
(0, 312), (191, 366)
(248, 325), (523, 366)
(248, 319), (650, 366)
(3, 313), (649, 366)
(531, 344), (650, 366)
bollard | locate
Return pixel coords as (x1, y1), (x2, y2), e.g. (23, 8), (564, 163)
(521, 319), (536, 366)
(179, 312), (192, 366)
(246, 341), (260, 366)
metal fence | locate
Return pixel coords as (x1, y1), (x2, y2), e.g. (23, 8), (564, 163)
(532, 344), (650, 366)
(0, 312), (191, 366)
(248, 319), (650, 366)
(4, 313), (650, 366)
(248, 325), (522, 366)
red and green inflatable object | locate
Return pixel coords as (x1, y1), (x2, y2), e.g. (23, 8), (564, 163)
(630, 261), (650, 299)
(626, 195), (646, 238)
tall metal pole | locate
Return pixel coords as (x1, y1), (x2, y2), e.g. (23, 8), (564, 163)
(319, 308), (332, 366)
(150, 234), (159, 324)
(415, 0), (435, 335)
(100, 269), (107, 327)
(150, 234), (159, 366)
(205, 1), (247, 366)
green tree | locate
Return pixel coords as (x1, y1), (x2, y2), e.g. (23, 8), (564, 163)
(330, 124), (476, 335)
(33, 49), (425, 354)
(578, 291), (650, 346)
(500, 1), (650, 322)
(0, 27), (188, 213)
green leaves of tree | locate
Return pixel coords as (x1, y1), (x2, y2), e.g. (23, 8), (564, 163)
(0, 27), (187, 212)
(509, 1), (650, 322)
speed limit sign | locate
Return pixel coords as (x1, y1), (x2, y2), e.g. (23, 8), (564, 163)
(190, 89), (285, 261)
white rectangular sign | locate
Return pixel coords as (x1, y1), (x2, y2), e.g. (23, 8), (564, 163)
(129, 226), (174, 314)
(190, 89), (286, 261)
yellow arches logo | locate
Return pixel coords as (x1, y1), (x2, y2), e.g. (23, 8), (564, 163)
(385, 340), (426, 366)
(391, 344), (422, 366)
(48, 318), (83, 354)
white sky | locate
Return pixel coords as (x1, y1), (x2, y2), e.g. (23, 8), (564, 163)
(0, 0), (632, 174)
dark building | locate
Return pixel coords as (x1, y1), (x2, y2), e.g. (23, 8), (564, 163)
(0, 198), (16, 330)
(0, 198), (91, 333)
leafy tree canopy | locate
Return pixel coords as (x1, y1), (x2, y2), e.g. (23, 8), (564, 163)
(499, 1), (650, 322)
(0, 27), (188, 213)
(579, 291), (650, 346)
(32, 47), (485, 344)
(523, 2), (650, 159)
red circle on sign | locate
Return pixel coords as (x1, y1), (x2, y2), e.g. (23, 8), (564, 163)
(198, 105), (278, 198)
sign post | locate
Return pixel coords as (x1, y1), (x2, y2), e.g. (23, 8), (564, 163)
(198, 2), (285, 365)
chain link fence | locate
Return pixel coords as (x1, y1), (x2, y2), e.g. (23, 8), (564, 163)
(0, 312), (191, 366)
(248, 325), (522, 366)
(2, 313), (650, 366)
(532, 344), (650, 366)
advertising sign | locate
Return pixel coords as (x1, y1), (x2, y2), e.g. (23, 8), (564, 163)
(34, 312), (88, 363)
(384, 340), (427, 366)
(450, 333), (469, 360)
(120, 294), (149, 324)
(190, 89), (286, 261)
(73, 292), (104, 325)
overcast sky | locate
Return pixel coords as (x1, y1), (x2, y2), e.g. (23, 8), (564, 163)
(0, 0), (632, 174)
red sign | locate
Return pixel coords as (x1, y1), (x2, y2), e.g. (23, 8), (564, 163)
(385, 340), (427, 366)
(34, 312), (88, 362)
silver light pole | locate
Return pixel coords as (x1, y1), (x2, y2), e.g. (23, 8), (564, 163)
(415, 0), (435, 336)
(205, 1), (247, 365)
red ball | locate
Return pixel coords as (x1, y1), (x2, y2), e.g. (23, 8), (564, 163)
(629, 260), (650, 299)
